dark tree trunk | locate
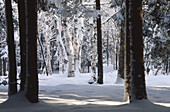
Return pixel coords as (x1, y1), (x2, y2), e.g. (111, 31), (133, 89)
(118, 24), (125, 79)
(128, 0), (147, 102)
(107, 31), (109, 66)
(96, 0), (103, 84)
(116, 43), (118, 70)
(25, 0), (38, 103)
(124, 0), (131, 101)
(18, 0), (26, 91)
(5, 0), (17, 96)
(3, 58), (7, 76)
(0, 59), (2, 76)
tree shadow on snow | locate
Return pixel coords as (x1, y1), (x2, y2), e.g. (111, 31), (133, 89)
(0, 85), (169, 112)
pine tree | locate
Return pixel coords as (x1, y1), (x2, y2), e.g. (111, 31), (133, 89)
(143, 0), (169, 75)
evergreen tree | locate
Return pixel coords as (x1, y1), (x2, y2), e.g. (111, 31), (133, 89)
(143, 0), (170, 75)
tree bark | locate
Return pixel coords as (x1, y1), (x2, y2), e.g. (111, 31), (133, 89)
(0, 59), (2, 76)
(117, 24), (125, 79)
(128, 0), (147, 102)
(96, 0), (103, 84)
(107, 31), (109, 66)
(25, 0), (38, 103)
(74, 15), (79, 73)
(3, 58), (7, 76)
(18, 0), (26, 91)
(5, 0), (17, 96)
(124, 0), (131, 101)
(91, 18), (97, 79)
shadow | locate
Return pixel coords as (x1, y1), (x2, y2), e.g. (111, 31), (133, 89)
(0, 85), (169, 112)
(147, 86), (170, 103)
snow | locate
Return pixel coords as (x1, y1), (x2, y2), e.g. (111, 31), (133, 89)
(0, 65), (170, 112)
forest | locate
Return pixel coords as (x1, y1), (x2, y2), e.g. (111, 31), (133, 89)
(0, 0), (169, 112)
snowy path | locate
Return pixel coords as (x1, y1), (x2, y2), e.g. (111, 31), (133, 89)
(0, 69), (170, 112)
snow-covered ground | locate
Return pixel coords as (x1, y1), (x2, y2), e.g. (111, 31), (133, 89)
(0, 65), (170, 112)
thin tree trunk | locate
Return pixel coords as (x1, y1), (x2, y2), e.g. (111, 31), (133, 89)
(63, 19), (74, 77)
(77, 17), (84, 73)
(124, 0), (131, 101)
(128, 0), (147, 102)
(107, 31), (109, 66)
(45, 30), (52, 75)
(3, 58), (7, 76)
(96, 0), (103, 84)
(0, 59), (2, 76)
(57, 18), (65, 74)
(91, 18), (97, 80)
(18, 0), (26, 91)
(117, 24), (125, 79)
(74, 15), (79, 73)
(37, 35), (48, 75)
(116, 42), (118, 70)
(5, 0), (17, 96)
(62, 1), (74, 77)
(25, 0), (38, 103)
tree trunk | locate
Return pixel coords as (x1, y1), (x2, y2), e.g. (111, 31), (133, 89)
(96, 0), (103, 84)
(128, 0), (147, 102)
(107, 31), (109, 66)
(5, 0), (17, 96)
(63, 19), (74, 77)
(62, 1), (74, 77)
(0, 59), (2, 76)
(117, 24), (125, 79)
(124, 0), (131, 101)
(57, 18), (65, 74)
(3, 58), (7, 76)
(45, 29), (52, 75)
(25, 0), (38, 103)
(116, 41), (118, 70)
(74, 15), (79, 73)
(91, 18), (97, 80)
(18, 0), (26, 91)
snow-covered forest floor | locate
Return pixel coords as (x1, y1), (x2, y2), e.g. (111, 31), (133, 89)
(0, 65), (170, 112)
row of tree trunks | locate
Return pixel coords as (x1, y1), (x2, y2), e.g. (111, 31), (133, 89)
(5, 0), (38, 103)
